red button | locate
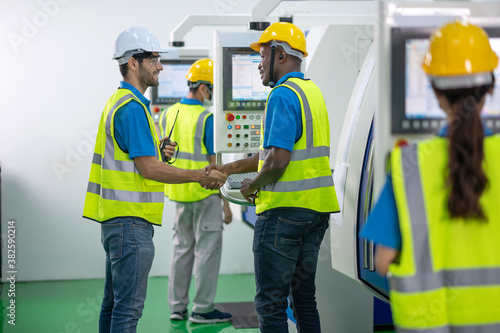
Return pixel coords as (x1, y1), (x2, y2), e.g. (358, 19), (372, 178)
(395, 139), (408, 147)
(153, 107), (161, 113)
(242, 115), (247, 119)
(235, 125), (241, 129)
(226, 113), (235, 122)
(228, 134), (232, 138)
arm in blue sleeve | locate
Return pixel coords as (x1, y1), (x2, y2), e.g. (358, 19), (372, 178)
(114, 101), (157, 159)
(203, 114), (215, 155)
(263, 88), (302, 151)
(359, 175), (402, 250)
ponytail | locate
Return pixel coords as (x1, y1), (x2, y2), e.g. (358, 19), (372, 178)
(435, 76), (494, 221)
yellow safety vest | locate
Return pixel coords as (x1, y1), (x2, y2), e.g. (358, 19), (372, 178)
(389, 136), (500, 332)
(159, 102), (218, 202)
(83, 89), (165, 225)
(256, 78), (340, 214)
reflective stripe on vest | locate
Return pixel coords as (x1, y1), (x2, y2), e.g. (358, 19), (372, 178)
(397, 324), (500, 333)
(389, 140), (500, 332)
(259, 81), (332, 193)
(86, 182), (163, 203)
(161, 104), (216, 202)
(256, 78), (339, 214)
(83, 90), (164, 224)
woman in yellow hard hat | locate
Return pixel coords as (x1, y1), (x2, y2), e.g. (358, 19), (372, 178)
(360, 20), (500, 331)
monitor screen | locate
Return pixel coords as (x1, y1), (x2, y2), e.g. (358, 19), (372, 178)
(223, 47), (271, 111)
(151, 60), (193, 105)
(391, 26), (500, 134)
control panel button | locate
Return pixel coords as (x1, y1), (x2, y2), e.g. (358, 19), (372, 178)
(226, 113), (235, 122)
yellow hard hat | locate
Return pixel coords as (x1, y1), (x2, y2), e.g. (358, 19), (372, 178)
(250, 22), (308, 58)
(423, 20), (498, 78)
(186, 58), (213, 86)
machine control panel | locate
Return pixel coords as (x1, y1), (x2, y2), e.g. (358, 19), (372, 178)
(222, 111), (262, 150)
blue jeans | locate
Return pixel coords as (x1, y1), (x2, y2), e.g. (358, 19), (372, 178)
(98, 217), (155, 333)
(253, 209), (329, 333)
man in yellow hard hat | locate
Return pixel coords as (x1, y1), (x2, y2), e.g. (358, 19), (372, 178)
(83, 29), (226, 332)
(209, 22), (339, 332)
(158, 58), (233, 324)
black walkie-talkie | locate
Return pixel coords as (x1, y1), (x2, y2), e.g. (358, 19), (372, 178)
(160, 110), (179, 163)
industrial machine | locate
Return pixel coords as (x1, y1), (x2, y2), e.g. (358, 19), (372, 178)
(213, 31), (269, 204)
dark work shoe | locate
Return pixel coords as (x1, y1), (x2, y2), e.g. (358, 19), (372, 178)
(170, 309), (189, 321)
(188, 309), (232, 324)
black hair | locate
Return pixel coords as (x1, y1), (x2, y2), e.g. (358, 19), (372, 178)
(119, 51), (154, 78)
(434, 74), (495, 221)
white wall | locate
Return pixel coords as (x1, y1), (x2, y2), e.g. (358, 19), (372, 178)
(0, 0), (376, 282)
(0, 0), (262, 282)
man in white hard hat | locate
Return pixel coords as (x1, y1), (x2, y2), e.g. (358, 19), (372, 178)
(82, 26), (226, 333)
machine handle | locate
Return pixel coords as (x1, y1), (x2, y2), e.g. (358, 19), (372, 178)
(216, 153), (256, 206)
(363, 239), (369, 269)
(363, 139), (376, 272)
(369, 241), (375, 272)
(220, 185), (255, 206)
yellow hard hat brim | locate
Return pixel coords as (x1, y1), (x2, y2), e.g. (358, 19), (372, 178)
(250, 42), (260, 52)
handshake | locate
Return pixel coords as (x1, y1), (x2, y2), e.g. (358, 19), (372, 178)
(160, 139), (227, 191)
(161, 139), (258, 203)
(199, 164), (227, 190)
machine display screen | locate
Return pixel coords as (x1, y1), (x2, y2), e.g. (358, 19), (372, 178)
(391, 27), (500, 134)
(223, 47), (270, 110)
(151, 60), (193, 105)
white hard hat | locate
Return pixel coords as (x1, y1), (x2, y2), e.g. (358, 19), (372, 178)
(112, 26), (168, 65)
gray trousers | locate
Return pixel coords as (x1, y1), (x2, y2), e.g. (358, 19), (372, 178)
(168, 194), (224, 313)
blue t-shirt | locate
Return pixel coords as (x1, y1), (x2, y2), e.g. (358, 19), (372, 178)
(178, 98), (214, 155)
(114, 81), (157, 159)
(263, 72), (304, 152)
(359, 124), (495, 250)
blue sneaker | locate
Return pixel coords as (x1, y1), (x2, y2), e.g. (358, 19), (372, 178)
(189, 309), (232, 324)
(170, 309), (189, 321)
